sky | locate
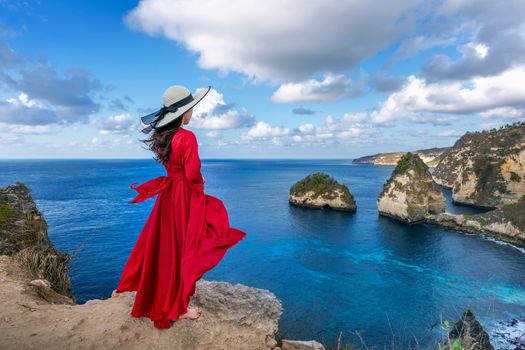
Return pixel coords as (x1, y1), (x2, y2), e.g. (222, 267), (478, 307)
(0, 0), (524, 159)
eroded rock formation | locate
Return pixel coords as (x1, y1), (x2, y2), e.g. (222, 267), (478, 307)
(377, 152), (445, 223)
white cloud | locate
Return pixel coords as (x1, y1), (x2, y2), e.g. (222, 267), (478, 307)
(298, 123), (315, 135)
(371, 65), (525, 125)
(91, 135), (133, 147)
(436, 130), (464, 137)
(239, 113), (378, 146)
(292, 115), (378, 144)
(271, 73), (365, 103)
(204, 130), (222, 139)
(7, 93), (44, 108)
(422, 0), (525, 81)
(191, 88), (255, 130)
(479, 107), (525, 120)
(125, 0), (423, 83)
(241, 121), (290, 141)
(0, 123), (54, 135)
(342, 112), (368, 123)
(96, 113), (136, 135)
(0, 93), (59, 126)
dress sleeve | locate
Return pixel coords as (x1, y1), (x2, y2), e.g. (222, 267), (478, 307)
(182, 131), (205, 193)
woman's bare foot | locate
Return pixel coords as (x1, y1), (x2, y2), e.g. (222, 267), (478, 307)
(180, 306), (202, 320)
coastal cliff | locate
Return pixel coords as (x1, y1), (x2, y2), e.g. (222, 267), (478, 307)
(0, 181), (75, 301)
(377, 153), (445, 223)
(289, 172), (356, 211)
(0, 182), (324, 350)
(376, 151), (525, 247)
(426, 197), (525, 247)
(352, 147), (449, 166)
(433, 122), (525, 208)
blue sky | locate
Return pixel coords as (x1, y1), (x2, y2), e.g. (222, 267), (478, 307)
(0, 0), (524, 159)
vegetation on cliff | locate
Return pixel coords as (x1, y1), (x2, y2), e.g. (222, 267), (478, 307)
(380, 152), (434, 197)
(378, 153), (445, 223)
(469, 194), (525, 231)
(433, 122), (525, 208)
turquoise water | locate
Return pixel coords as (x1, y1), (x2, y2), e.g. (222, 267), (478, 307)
(1, 159), (523, 349)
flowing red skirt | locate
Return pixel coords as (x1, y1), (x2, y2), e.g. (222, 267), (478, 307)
(115, 173), (246, 328)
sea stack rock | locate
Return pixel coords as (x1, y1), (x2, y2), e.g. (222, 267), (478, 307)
(433, 122), (525, 208)
(377, 152), (445, 223)
(289, 172), (356, 212)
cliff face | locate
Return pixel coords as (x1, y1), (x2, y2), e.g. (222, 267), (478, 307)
(377, 153), (445, 223)
(433, 123), (525, 208)
(426, 197), (525, 247)
(289, 172), (356, 212)
(0, 182), (323, 350)
(0, 182), (74, 300)
(352, 147), (449, 166)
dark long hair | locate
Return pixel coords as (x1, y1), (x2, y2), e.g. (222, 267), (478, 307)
(142, 112), (186, 165)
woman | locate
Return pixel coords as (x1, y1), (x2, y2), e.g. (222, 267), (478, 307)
(115, 85), (247, 329)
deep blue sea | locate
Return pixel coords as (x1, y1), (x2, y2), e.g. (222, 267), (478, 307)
(1, 159), (524, 349)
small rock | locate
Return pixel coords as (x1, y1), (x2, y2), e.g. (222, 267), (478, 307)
(281, 339), (325, 350)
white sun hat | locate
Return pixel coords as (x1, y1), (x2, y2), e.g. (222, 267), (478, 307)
(139, 85), (211, 133)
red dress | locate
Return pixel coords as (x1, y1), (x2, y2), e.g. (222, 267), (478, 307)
(115, 127), (247, 329)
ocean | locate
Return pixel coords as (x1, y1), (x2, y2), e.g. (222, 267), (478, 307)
(1, 159), (524, 349)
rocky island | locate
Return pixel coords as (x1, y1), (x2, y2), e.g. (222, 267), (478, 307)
(0, 182), (324, 350)
(289, 172), (356, 212)
(353, 147), (449, 167)
(377, 152), (446, 223)
(433, 122), (525, 209)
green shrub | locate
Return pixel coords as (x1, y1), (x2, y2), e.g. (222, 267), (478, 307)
(0, 200), (13, 225)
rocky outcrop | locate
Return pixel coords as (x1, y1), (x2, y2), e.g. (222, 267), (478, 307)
(352, 147), (449, 166)
(0, 255), (284, 350)
(0, 182), (74, 300)
(433, 122), (525, 208)
(439, 310), (494, 350)
(377, 153), (445, 223)
(426, 197), (525, 247)
(0, 182), (323, 349)
(289, 172), (356, 212)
